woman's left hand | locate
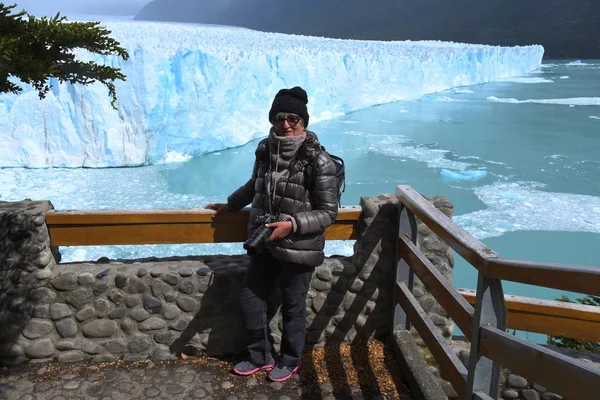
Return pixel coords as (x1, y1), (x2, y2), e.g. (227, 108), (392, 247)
(266, 221), (293, 242)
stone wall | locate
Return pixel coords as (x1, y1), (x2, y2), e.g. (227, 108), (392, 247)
(1, 195), (454, 366)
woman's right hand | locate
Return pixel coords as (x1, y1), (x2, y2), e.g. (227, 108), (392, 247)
(204, 203), (233, 214)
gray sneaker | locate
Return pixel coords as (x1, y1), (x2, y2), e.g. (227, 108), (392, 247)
(232, 357), (275, 376)
(267, 362), (301, 382)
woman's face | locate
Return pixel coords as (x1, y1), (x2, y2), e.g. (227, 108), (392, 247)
(272, 113), (304, 137)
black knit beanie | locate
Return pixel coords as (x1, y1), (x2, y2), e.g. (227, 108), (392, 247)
(268, 86), (310, 127)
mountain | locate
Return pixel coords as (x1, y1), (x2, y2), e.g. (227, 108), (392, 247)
(134, 0), (600, 59)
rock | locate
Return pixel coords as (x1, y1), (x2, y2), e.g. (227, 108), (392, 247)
(0, 343), (23, 357)
(150, 270), (162, 278)
(75, 306), (96, 322)
(56, 339), (77, 351)
(176, 296), (198, 312)
(144, 388), (160, 398)
(533, 383), (547, 393)
(23, 318), (54, 339)
(66, 287), (94, 308)
(28, 287), (57, 303)
(115, 275), (128, 289)
(521, 389), (541, 400)
(51, 273), (77, 291)
(164, 291), (178, 302)
(503, 389), (519, 400)
(139, 317), (167, 331)
(312, 279), (333, 291)
(95, 298), (112, 317)
(102, 339), (127, 354)
(138, 268), (148, 277)
(143, 294), (163, 314)
(28, 304), (50, 318)
(153, 344), (176, 360)
(92, 280), (109, 295)
(126, 277), (149, 294)
(129, 334), (152, 354)
(125, 295), (142, 308)
(170, 316), (193, 331)
(55, 318), (78, 338)
(131, 308), (150, 322)
(58, 351), (85, 363)
(108, 307), (127, 319)
(458, 350), (470, 368)
(507, 374), (528, 389)
(78, 273), (95, 286)
(35, 267), (52, 279)
(316, 267), (333, 281)
(541, 394), (563, 400)
(179, 268), (193, 277)
(80, 340), (102, 355)
(107, 288), (125, 305)
(81, 320), (117, 338)
(25, 339), (55, 358)
(163, 273), (180, 285)
(121, 318), (136, 335)
(177, 280), (195, 294)
(154, 331), (180, 345)
(163, 303), (181, 320)
(50, 303), (72, 320)
(311, 293), (327, 313)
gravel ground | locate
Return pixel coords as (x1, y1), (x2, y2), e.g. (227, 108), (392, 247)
(0, 338), (413, 400)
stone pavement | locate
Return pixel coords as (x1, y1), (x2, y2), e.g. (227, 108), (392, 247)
(0, 340), (413, 400)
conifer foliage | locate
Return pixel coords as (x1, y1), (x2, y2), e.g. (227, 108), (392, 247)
(0, 3), (129, 107)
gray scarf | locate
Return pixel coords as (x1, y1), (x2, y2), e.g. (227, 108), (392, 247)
(266, 128), (306, 212)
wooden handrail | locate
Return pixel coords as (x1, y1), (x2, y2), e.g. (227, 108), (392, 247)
(479, 326), (600, 400)
(459, 289), (600, 342)
(46, 206), (362, 246)
(483, 258), (600, 297)
(396, 185), (498, 270)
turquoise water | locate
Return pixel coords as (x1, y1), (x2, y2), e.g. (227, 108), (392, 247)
(1, 61), (599, 343)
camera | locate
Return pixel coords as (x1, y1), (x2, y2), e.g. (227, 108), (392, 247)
(243, 215), (278, 256)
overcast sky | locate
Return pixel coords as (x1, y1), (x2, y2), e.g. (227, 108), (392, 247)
(11, 0), (151, 17)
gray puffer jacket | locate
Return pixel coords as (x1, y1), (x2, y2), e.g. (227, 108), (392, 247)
(227, 130), (338, 267)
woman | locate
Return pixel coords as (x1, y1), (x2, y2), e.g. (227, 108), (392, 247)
(206, 86), (338, 382)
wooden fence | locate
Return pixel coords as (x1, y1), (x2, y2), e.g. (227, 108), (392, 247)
(45, 187), (600, 399)
(394, 185), (600, 400)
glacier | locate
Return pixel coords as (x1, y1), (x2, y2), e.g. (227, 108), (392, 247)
(0, 20), (544, 168)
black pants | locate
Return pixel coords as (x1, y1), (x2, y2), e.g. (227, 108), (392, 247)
(240, 251), (313, 368)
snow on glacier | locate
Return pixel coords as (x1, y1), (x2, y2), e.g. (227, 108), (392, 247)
(0, 20), (544, 168)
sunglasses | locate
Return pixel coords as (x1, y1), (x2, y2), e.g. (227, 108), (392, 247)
(273, 113), (301, 127)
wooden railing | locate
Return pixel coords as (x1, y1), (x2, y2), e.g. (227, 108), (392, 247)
(46, 206), (362, 245)
(394, 185), (600, 400)
(45, 190), (600, 399)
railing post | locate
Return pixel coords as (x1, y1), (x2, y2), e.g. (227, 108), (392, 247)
(465, 271), (507, 399)
(394, 202), (418, 331)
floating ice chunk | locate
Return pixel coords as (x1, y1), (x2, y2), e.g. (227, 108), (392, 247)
(162, 151), (192, 164)
(590, 116), (600, 120)
(487, 96), (600, 106)
(452, 88), (475, 94)
(566, 60), (587, 65)
(559, 76), (570, 79)
(454, 182), (600, 239)
(441, 169), (487, 181)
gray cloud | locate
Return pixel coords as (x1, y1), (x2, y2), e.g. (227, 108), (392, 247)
(10, 0), (150, 17)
